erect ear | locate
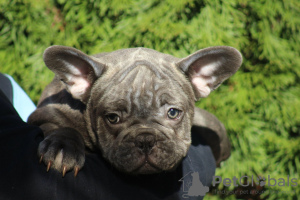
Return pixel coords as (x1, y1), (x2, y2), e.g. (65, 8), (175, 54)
(43, 45), (106, 103)
(176, 46), (242, 99)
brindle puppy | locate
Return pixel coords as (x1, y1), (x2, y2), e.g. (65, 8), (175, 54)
(28, 46), (242, 177)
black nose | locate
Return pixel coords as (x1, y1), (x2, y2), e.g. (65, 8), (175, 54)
(135, 133), (155, 154)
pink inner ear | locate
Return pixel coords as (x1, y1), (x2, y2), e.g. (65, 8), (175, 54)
(191, 77), (211, 98)
(190, 60), (221, 98)
(60, 62), (92, 99)
(65, 74), (90, 99)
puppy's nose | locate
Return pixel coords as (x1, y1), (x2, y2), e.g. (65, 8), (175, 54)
(135, 133), (155, 154)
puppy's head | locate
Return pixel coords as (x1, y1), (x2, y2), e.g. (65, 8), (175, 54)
(43, 46), (242, 174)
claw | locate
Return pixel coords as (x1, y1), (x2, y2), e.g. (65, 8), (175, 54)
(39, 155), (43, 163)
(47, 161), (52, 172)
(62, 166), (67, 177)
(74, 167), (79, 177)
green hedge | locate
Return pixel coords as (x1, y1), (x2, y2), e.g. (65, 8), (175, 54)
(1, 0), (299, 199)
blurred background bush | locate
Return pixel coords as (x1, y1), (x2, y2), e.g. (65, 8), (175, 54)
(1, 0), (299, 199)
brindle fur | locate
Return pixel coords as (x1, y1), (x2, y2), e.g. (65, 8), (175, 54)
(28, 46), (242, 176)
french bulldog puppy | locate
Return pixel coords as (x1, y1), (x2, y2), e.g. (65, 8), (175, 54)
(28, 45), (242, 177)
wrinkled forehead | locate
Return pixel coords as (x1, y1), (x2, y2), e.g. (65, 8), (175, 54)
(91, 48), (195, 112)
(103, 63), (188, 111)
(97, 48), (185, 91)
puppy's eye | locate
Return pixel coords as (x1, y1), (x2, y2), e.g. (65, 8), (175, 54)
(167, 108), (181, 119)
(106, 114), (120, 124)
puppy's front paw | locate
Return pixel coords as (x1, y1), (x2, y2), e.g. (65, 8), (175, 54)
(38, 128), (85, 177)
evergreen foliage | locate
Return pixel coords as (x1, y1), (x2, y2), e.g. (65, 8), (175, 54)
(1, 0), (299, 199)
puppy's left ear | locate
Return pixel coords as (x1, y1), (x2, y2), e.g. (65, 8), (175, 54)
(176, 46), (242, 99)
(43, 45), (106, 103)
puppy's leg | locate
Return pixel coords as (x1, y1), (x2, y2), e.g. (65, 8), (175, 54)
(37, 123), (85, 177)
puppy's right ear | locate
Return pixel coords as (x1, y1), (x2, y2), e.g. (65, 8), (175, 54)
(176, 46), (242, 100)
(43, 45), (106, 103)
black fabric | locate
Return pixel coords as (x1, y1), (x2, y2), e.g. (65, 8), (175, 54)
(0, 92), (216, 200)
(0, 73), (13, 104)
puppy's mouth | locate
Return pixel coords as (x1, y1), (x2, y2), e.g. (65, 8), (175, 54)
(132, 155), (162, 174)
